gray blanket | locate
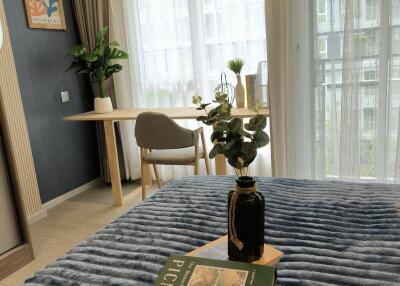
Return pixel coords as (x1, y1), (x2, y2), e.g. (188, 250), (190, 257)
(24, 176), (400, 285)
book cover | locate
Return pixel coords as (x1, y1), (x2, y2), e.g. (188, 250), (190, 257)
(154, 255), (276, 286)
(186, 236), (283, 266)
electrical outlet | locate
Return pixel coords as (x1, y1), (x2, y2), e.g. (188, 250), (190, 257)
(61, 91), (70, 103)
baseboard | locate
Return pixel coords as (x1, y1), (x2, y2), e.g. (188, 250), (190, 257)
(27, 209), (47, 225)
(42, 178), (102, 210)
(27, 178), (101, 224)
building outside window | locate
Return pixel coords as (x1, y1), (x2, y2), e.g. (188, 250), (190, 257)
(317, 0), (328, 25)
(314, 0), (399, 180)
(365, 0), (378, 22)
(363, 69), (377, 81)
(136, 0), (267, 106)
(318, 36), (328, 59)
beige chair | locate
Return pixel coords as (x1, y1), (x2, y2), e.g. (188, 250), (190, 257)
(135, 112), (210, 200)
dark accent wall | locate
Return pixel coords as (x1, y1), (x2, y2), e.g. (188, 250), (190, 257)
(3, 0), (99, 203)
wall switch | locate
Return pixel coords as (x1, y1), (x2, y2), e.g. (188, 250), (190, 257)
(61, 91), (70, 103)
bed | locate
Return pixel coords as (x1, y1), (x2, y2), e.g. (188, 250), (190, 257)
(24, 176), (400, 285)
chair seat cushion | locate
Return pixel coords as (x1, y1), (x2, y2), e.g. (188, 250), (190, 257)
(143, 146), (203, 165)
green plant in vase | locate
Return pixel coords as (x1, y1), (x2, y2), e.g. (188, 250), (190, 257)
(67, 27), (128, 113)
(192, 74), (269, 263)
(228, 58), (245, 108)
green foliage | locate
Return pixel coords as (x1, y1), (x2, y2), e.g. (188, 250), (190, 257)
(227, 58), (245, 75)
(66, 27), (129, 98)
(193, 87), (269, 176)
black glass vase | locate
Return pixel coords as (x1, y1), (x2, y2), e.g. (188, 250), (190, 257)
(228, 176), (265, 263)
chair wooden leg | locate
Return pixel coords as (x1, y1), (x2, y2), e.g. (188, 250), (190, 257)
(200, 128), (210, 175)
(203, 146), (210, 175)
(153, 164), (162, 189)
(141, 166), (146, 200)
(204, 157), (211, 175)
(194, 144), (200, 175)
(140, 148), (147, 200)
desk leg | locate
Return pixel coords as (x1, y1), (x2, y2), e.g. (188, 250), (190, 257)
(215, 154), (227, 175)
(103, 120), (123, 206)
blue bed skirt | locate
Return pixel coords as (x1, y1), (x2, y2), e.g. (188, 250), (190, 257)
(24, 176), (400, 285)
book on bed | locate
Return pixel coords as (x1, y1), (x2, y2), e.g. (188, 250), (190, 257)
(186, 235), (283, 266)
(155, 255), (276, 286)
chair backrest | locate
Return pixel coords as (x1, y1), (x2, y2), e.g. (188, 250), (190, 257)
(135, 112), (197, 149)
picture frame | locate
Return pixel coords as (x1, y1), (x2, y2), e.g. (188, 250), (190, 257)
(24, 0), (66, 30)
(245, 74), (257, 108)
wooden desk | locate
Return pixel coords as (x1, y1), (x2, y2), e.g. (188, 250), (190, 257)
(64, 107), (270, 206)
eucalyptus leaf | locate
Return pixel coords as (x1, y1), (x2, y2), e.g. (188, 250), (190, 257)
(209, 144), (223, 159)
(214, 121), (228, 131)
(228, 118), (242, 133)
(252, 131), (270, 148)
(193, 61), (270, 174)
(215, 92), (228, 102)
(192, 95), (202, 105)
(211, 131), (224, 143)
(204, 118), (217, 125)
(239, 130), (252, 138)
(196, 116), (209, 122)
(246, 115), (267, 131)
(223, 139), (238, 152)
(228, 156), (243, 169)
(208, 108), (218, 118)
(242, 152), (257, 167)
(200, 103), (211, 109)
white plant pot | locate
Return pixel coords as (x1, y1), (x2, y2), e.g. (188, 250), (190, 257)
(94, 97), (113, 114)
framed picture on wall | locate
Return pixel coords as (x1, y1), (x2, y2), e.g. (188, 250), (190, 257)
(24, 0), (66, 30)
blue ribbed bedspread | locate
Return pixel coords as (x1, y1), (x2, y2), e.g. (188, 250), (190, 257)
(24, 176), (400, 285)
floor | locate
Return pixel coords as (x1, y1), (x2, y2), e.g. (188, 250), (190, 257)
(1, 181), (157, 286)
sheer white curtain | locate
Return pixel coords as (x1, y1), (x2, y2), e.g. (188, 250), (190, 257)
(267, 0), (315, 179)
(269, 0), (400, 183)
(111, 0), (270, 182)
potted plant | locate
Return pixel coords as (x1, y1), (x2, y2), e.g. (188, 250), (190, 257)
(193, 78), (269, 262)
(67, 27), (128, 113)
(228, 58), (245, 108)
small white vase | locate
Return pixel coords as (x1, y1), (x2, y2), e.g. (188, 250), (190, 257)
(94, 97), (113, 114)
(235, 75), (245, 108)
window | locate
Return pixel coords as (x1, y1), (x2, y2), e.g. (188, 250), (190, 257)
(392, 29), (400, 55)
(318, 37), (328, 59)
(204, 14), (216, 39)
(366, 33), (377, 55)
(314, 0), (398, 180)
(317, 0), (328, 24)
(365, 0), (378, 22)
(393, 0), (400, 21)
(363, 70), (377, 81)
(392, 57), (400, 79)
(136, 0), (267, 104)
(363, 107), (375, 131)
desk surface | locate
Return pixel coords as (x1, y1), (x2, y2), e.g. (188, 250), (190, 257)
(64, 107), (270, 121)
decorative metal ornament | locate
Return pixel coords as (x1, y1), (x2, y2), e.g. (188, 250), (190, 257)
(214, 72), (235, 105)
